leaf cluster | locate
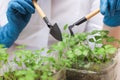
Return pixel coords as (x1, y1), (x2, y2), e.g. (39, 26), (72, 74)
(50, 29), (119, 70)
(0, 26), (119, 79)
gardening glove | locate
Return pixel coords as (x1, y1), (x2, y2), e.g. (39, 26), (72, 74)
(0, 0), (35, 48)
(100, 0), (120, 27)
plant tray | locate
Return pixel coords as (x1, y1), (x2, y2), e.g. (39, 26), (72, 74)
(66, 60), (117, 80)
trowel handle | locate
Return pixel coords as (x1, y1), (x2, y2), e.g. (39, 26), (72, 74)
(86, 8), (100, 19)
(32, 0), (46, 18)
(32, 0), (52, 28)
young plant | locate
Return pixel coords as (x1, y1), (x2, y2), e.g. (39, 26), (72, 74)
(0, 45), (8, 67)
(50, 26), (119, 71)
(2, 46), (66, 80)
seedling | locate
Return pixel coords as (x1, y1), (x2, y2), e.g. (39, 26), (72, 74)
(50, 25), (119, 71)
(0, 25), (119, 80)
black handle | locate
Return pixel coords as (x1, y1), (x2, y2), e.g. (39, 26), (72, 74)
(69, 17), (87, 29)
(43, 17), (52, 28)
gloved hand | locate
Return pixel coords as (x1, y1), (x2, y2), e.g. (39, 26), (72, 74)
(100, 0), (120, 27)
(0, 0), (35, 48)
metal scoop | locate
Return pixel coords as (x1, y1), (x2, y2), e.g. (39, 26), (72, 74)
(32, 0), (62, 41)
(69, 8), (100, 36)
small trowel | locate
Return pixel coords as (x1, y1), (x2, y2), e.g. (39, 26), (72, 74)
(32, 0), (62, 41)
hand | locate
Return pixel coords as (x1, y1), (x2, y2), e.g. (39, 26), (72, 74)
(0, 0), (35, 48)
(100, 0), (120, 27)
(7, 0), (35, 30)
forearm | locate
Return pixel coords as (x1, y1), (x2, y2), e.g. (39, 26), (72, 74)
(103, 25), (120, 48)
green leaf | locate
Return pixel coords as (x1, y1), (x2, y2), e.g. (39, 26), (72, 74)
(67, 51), (74, 58)
(96, 39), (102, 43)
(91, 30), (99, 34)
(63, 24), (68, 30)
(48, 72), (52, 76)
(106, 48), (117, 54)
(79, 33), (87, 41)
(16, 45), (26, 49)
(47, 50), (53, 54)
(104, 45), (113, 49)
(94, 36), (101, 40)
(89, 38), (95, 42)
(48, 57), (55, 63)
(15, 70), (26, 76)
(41, 75), (48, 80)
(107, 36), (115, 42)
(97, 48), (105, 55)
(19, 77), (25, 80)
(82, 50), (88, 56)
(102, 30), (109, 35)
(74, 49), (82, 56)
(100, 30), (109, 36)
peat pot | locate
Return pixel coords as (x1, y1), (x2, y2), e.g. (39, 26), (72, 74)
(53, 69), (66, 80)
(66, 60), (117, 80)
